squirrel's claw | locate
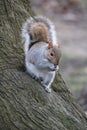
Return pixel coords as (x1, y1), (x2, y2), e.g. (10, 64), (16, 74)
(30, 73), (39, 81)
(45, 87), (51, 93)
(33, 75), (39, 81)
(41, 81), (51, 93)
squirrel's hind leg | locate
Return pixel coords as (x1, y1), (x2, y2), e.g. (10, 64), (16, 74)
(26, 62), (40, 80)
(41, 72), (55, 93)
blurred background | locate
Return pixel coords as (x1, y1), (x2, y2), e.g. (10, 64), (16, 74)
(31, 0), (87, 113)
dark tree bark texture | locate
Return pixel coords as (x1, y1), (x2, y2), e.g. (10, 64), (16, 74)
(0, 0), (87, 130)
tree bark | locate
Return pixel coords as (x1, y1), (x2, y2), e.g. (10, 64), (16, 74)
(0, 0), (87, 130)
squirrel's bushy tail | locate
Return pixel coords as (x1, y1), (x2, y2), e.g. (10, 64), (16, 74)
(21, 16), (57, 55)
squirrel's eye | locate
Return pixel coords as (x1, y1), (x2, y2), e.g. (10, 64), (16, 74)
(50, 53), (54, 56)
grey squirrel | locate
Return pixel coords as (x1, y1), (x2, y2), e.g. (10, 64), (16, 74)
(21, 16), (61, 93)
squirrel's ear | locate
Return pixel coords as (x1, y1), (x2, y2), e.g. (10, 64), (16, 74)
(48, 42), (53, 49)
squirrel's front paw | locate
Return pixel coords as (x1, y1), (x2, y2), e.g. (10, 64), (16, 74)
(49, 65), (58, 71)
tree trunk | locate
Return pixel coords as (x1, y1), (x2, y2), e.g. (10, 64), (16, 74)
(0, 0), (87, 130)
